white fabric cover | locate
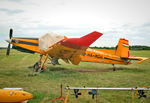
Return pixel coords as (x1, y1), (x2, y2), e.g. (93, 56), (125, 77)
(39, 32), (64, 50)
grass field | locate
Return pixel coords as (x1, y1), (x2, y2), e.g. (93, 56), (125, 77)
(0, 49), (150, 103)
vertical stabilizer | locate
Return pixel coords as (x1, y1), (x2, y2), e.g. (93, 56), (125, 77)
(115, 38), (129, 57)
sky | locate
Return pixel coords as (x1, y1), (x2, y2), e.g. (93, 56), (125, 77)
(0, 0), (150, 47)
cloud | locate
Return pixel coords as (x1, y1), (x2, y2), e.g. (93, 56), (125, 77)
(142, 22), (150, 27)
(0, 0), (150, 47)
(90, 22), (150, 47)
(1, 0), (23, 2)
(0, 8), (24, 14)
(1, 21), (150, 47)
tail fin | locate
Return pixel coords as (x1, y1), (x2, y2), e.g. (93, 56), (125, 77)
(115, 38), (130, 57)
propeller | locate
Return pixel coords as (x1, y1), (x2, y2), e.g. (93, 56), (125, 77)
(6, 28), (13, 55)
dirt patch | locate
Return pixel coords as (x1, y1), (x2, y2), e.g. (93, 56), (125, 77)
(75, 68), (112, 73)
(47, 67), (114, 73)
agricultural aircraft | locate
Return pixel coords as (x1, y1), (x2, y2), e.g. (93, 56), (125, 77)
(6, 29), (148, 72)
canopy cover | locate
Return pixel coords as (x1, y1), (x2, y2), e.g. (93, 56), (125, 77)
(39, 32), (65, 50)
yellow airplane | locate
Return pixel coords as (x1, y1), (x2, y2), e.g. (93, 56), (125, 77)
(6, 29), (148, 72)
(0, 88), (32, 103)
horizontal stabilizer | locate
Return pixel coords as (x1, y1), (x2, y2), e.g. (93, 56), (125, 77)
(128, 56), (148, 63)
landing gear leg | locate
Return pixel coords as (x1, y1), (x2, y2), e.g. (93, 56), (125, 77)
(112, 64), (116, 71)
(33, 54), (49, 72)
(38, 54), (49, 72)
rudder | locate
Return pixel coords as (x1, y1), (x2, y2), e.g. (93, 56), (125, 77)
(115, 38), (130, 57)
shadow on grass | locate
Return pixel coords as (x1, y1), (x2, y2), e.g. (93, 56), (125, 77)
(114, 67), (148, 73)
(47, 67), (77, 74)
(44, 66), (147, 74)
(47, 66), (142, 73)
(48, 66), (114, 73)
(74, 68), (113, 73)
(48, 67), (69, 72)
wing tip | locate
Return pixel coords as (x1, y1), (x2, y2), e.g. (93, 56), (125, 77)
(92, 31), (103, 36)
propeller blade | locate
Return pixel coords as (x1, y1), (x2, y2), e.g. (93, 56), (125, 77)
(9, 28), (13, 39)
(6, 28), (13, 55)
(6, 43), (11, 55)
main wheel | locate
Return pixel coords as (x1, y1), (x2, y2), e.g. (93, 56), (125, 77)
(33, 62), (41, 72)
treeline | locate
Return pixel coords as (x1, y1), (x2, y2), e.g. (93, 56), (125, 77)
(0, 47), (7, 49)
(130, 45), (150, 50)
(90, 45), (150, 50)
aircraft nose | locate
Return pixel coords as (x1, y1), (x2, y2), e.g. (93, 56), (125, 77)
(22, 92), (33, 100)
(5, 39), (12, 43)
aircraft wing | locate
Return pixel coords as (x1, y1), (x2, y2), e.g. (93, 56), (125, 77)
(7, 31), (103, 65)
(45, 31), (103, 65)
(7, 33), (66, 54)
(10, 38), (45, 54)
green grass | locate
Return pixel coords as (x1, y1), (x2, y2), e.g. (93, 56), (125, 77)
(0, 49), (150, 103)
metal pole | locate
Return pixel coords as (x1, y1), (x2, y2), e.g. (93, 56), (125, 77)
(65, 87), (150, 91)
